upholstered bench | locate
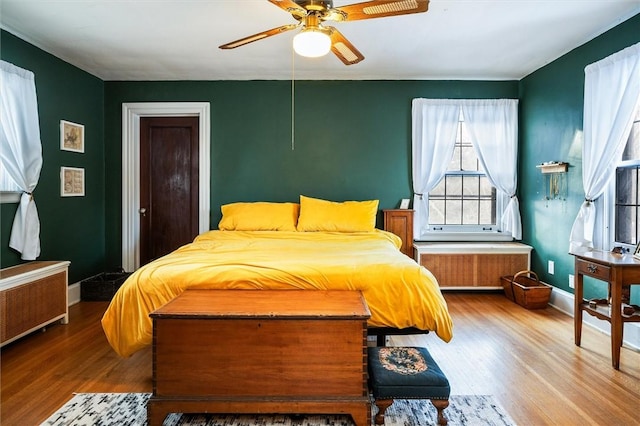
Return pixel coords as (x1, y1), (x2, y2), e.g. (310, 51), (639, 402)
(368, 346), (450, 425)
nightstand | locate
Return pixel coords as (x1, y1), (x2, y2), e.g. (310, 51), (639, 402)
(383, 209), (414, 258)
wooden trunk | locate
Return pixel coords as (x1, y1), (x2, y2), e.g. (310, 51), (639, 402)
(148, 289), (371, 426)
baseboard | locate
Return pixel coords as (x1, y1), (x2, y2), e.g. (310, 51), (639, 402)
(68, 282), (81, 306)
(549, 287), (640, 352)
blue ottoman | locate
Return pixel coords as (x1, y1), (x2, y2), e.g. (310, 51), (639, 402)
(368, 346), (450, 425)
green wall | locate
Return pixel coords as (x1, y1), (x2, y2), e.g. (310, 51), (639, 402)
(0, 31), (106, 283)
(2, 12), (638, 296)
(104, 80), (517, 267)
(519, 14), (640, 303)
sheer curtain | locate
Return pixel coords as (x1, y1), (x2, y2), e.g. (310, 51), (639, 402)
(462, 99), (521, 239)
(569, 42), (640, 252)
(411, 99), (460, 237)
(0, 60), (43, 260)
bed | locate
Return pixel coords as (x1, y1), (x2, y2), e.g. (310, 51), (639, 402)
(102, 196), (453, 357)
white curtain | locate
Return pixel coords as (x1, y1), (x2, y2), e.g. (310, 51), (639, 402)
(462, 99), (521, 239)
(411, 99), (460, 237)
(569, 42), (640, 252)
(0, 60), (43, 260)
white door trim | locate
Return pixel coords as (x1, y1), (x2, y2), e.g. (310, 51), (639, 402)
(121, 102), (210, 272)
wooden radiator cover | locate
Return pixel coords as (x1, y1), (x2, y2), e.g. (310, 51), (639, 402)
(0, 261), (70, 346)
(414, 243), (532, 289)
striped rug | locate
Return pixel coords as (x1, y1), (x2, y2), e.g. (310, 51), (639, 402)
(42, 393), (516, 426)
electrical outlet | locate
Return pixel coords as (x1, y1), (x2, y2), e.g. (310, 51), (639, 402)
(569, 274), (575, 288)
(548, 260), (555, 275)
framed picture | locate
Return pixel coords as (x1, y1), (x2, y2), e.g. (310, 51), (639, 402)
(634, 242), (640, 260)
(60, 167), (85, 197)
(399, 198), (410, 209)
(60, 120), (84, 153)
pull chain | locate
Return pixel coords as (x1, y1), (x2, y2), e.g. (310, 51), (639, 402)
(291, 46), (295, 151)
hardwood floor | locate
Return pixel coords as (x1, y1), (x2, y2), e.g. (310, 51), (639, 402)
(1, 292), (639, 425)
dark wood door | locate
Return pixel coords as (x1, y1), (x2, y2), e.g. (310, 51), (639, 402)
(139, 116), (199, 266)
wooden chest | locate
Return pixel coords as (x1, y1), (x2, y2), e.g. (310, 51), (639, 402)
(147, 289), (371, 426)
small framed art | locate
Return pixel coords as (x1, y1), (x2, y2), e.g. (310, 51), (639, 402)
(60, 120), (84, 153)
(61, 167), (85, 197)
(634, 242), (640, 260)
(399, 198), (410, 209)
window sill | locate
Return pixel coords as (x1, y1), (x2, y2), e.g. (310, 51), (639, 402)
(0, 192), (20, 204)
(416, 231), (513, 242)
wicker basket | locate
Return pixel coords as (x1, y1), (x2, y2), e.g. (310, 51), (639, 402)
(501, 270), (552, 309)
(81, 271), (131, 301)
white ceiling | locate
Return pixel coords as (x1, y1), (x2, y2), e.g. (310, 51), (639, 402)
(1, 0), (639, 81)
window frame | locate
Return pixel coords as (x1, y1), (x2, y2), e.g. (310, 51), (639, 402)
(0, 192), (21, 203)
(419, 112), (512, 242)
(427, 170), (497, 226)
(604, 109), (640, 252)
(420, 192), (511, 240)
(0, 164), (21, 204)
(605, 161), (640, 251)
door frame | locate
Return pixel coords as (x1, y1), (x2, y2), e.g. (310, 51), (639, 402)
(121, 102), (210, 271)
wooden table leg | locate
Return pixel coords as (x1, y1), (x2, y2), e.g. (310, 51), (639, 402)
(574, 269), (584, 347)
(610, 278), (622, 370)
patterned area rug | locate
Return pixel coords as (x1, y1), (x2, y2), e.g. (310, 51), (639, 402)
(42, 393), (516, 426)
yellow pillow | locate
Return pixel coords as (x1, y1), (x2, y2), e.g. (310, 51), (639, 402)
(218, 202), (299, 231)
(296, 195), (379, 232)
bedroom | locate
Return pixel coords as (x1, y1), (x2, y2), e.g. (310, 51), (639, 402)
(1, 1), (640, 425)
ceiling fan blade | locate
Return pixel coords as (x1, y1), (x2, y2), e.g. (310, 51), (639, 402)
(219, 24), (298, 49)
(331, 0), (428, 21)
(268, 0), (308, 20)
(328, 27), (364, 65)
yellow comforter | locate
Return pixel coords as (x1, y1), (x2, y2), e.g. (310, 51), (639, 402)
(102, 230), (453, 357)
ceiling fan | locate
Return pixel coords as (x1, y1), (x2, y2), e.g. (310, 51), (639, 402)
(219, 0), (429, 65)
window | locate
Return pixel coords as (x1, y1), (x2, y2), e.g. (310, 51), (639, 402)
(413, 98), (519, 242)
(611, 106), (640, 248)
(1, 60), (41, 205)
(426, 112), (502, 235)
(0, 152), (22, 203)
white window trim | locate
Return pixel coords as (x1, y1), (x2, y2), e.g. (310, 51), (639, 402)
(604, 158), (640, 253)
(603, 179), (619, 252)
(0, 192), (21, 203)
(417, 191), (513, 242)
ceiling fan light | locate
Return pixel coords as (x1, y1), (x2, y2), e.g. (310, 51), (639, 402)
(293, 29), (331, 58)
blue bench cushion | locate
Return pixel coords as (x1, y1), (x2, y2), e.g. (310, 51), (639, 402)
(368, 346), (450, 400)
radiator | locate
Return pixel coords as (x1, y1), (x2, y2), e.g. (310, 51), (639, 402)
(0, 261), (70, 346)
(414, 242), (532, 290)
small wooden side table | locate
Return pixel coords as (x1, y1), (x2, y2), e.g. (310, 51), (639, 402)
(570, 250), (640, 369)
(383, 209), (414, 258)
